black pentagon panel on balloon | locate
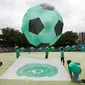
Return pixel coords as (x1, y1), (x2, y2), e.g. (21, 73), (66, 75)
(54, 20), (63, 36)
(29, 18), (44, 35)
(38, 43), (50, 47)
(40, 3), (54, 11)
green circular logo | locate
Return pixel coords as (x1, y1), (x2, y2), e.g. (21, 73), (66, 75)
(16, 63), (58, 77)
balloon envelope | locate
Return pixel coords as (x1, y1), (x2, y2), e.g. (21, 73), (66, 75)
(81, 47), (85, 52)
(29, 47), (34, 52)
(22, 3), (63, 46)
(20, 47), (25, 52)
(38, 47), (43, 52)
(65, 46), (70, 51)
(71, 45), (76, 51)
(50, 46), (55, 52)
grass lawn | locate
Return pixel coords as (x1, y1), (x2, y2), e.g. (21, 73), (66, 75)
(0, 52), (85, 85)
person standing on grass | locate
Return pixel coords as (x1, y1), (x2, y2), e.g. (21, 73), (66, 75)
(60, 48), (65, 65)
(45, 47), (49, 59)
(67, 60), (85, 83)
(16, 48), (20, 58)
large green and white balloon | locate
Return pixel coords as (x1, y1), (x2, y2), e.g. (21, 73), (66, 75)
(29, 47), (34, 52)
(22, 3), (64, 46)
(81, 47), (85, 52)
(38, 47), (43, 52)
(20, 47), (25, 52)
(65, 45), (70, 51)
(50, 46), (55, 52)
(71, 45), (76, 51)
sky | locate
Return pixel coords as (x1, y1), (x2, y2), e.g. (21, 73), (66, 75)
(0, 0), (85, 33)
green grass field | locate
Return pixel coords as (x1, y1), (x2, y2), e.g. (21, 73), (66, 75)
(0, 52), (85, 85)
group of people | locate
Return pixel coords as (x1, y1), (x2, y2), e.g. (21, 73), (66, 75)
(44, 47), (85, 83)
(60, 48), (85, 83)
(4, 47), (85, 83)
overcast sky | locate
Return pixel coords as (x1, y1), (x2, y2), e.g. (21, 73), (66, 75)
(0, 0), (85, 33)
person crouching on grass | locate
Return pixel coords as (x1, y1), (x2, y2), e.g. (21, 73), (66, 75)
(67, 60), (85, 83)
(16, 48), (20, 58)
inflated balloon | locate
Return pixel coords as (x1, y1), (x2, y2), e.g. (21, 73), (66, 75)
(29, 47), (34, 52)
(81, 47), (85, 52)
(50, 46), (55, 52)
(38, 47), (43, 52)
(20, 47), (25, 52)
(65, 46), (70, 51)
(22, 3), (63, 46)
(71, 45), (76, 51)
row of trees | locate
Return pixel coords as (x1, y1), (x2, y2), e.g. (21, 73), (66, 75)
(54, 31), (78, 47)
(0, 27), (78, 47)
(0, 27), (29, 47)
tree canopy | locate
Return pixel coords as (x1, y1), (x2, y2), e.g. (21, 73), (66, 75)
(0, 27), (30, 47)
(54, 31), (78, 47)
(0, 27), (78, 47)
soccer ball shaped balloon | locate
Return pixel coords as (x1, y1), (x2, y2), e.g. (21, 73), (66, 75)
(81, 47), (85, 52)
(29, 47), (34, 52)
(22, 3), (64, 46)
(38, 47), (43, 52)
(65, 46), (70, 51)
(71, 45), (76, 51)
(50, 46), (55, 52)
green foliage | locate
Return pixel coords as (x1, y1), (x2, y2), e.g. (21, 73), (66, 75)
(0, 27), (29, 47)
(54, 31), (78, 47)
(61, 31), (78, 41)
(0, 28), (78, 48)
